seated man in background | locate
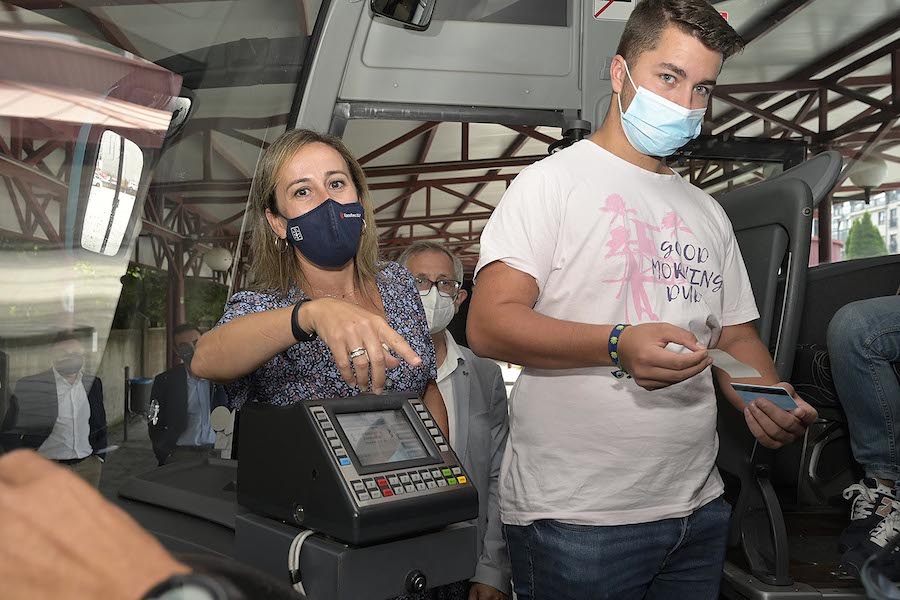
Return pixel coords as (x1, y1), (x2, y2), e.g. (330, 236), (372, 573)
(399, 241), (511, 600)
(9, 331), (107, 487)
(827, 295), (900, 576)
(149, 323), (226, 465)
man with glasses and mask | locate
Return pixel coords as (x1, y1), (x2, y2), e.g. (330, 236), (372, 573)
(7, 332), (107, 487)
(148, 323), (226, 465)
(467, 1), (818, 598)
(399, 242), (511, 600)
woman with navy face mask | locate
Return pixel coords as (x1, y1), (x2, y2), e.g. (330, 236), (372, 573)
(191, 129), (449, 438)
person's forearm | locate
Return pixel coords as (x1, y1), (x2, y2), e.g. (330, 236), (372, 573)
(467, 301), (615, 369)
(715, 332), (780, 411)
(192, 305), (301, 384)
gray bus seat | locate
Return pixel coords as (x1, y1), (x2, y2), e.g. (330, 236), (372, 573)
(715, 150), (843, 585)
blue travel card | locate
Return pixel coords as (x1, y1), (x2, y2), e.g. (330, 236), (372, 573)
(731, 384), (798, 411)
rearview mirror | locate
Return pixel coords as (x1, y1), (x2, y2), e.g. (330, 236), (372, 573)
(81, 130), (144, 256)
(370, 0), (437, 31)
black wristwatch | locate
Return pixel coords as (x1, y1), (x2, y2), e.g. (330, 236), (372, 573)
(291, 298), (318, 343)
(142, 573), (238, 600)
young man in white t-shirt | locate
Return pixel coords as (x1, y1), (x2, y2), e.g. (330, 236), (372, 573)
(467, 1), (819, 598)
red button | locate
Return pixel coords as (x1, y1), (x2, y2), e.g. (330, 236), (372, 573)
(376, 478), (388, 486)
(382, 489), (394, 496)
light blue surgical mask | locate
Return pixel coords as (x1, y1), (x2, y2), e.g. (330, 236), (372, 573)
(617, 60), (707, 157)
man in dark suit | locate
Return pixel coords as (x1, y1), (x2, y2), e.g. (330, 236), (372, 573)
(149, 323), (226, 465)
(6, 332), (107, 487)
(400, 242), (511, 600)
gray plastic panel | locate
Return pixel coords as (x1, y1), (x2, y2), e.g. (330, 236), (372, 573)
(118, 458), (238, 529)
(295, 0), (366, 131)
(580, 3), (628, 132)
(340, 3), (582, 110)
(235, 513), (477, 600)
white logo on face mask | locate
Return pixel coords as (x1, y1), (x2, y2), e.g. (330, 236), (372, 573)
(290, 225), (302, 241)
(420, 287), (455, 334)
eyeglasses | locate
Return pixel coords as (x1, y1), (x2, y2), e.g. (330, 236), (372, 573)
(414, 276), (461, 299)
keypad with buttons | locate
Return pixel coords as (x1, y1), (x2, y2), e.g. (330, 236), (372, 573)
(311, 402), (469, 508)
(350, 463), (469, 504)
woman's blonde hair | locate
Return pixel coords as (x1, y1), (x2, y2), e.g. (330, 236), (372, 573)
(247, 129), (381, 296)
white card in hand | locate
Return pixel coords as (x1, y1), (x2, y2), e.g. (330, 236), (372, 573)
(708, 349), (761, 379)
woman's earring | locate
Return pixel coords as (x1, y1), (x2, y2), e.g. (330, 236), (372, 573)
(361, 218), (367, 232)
(274, 236), (288, 254)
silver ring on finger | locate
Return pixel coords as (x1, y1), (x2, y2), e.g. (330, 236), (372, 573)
(348, 347), (367, 360)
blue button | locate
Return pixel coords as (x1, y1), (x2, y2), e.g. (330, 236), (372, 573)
(339, 457), (351, 466)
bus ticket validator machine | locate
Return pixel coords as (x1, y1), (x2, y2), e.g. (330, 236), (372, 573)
(234, 393), (480, 598)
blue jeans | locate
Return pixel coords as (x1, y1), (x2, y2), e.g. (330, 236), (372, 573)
(504, 497), (731, 600)
(827, 296), (900, 481)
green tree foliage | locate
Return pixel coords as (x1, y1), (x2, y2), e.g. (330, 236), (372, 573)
(113, 265), (228, 330)
(845, 212), (887, 260)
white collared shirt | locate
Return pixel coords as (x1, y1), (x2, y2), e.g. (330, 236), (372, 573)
(38, 369), (93, 460)
(177, 373), (216, 447)
(435, 330), (464, 448)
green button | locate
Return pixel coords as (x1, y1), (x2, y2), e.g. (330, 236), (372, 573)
(442, 468), (452, 477)
(447, 477), (457, 485)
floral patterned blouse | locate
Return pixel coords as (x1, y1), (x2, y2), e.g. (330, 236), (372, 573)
(214, 261), (437, 409)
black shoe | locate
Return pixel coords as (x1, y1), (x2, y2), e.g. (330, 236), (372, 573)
(841, 500), (900, 579)
(839, 478), (897, 554)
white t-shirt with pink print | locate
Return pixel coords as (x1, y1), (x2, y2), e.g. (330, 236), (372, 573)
(475, 139), (759, 527)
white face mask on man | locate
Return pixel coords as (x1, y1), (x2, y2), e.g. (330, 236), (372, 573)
(420, 287), (455, 334)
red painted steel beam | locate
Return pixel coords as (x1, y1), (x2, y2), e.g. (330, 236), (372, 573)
(0, 153), (67, 196)
(713, 15), (900, 128)
(826, 112), (899, 142)
(376, 211), (494, 228)
(714, 81), (820, 95)
(823, 38), (900, 85)
(833, 130), (900, 145)
(380, 232), (481, 246)
(12, 179), (59, 241)
(388, 125), (439, 236)
(432, 184), (496, 212)
(436, 133), (530, 234)
(199, 210), (245, 234)
(364, 154), (544, 178)
(374, 186), (420, 215)
(2, 177), (28, 231)
(822, 81), (897, 115)
(504, 125), (558, 146)
(841, 74), (892, 88)
(725, 85), (883, 136)
(715, 93), (817, 137)
(893, 50), (900, 108)
(150, 180), (250, 194)
(836, 118), (899, 188)
(180, 196), (249, 204)
(384, 238), (482, 254)
(737, 0), (818, 46)
(368, 173), (518, 191)
(82, 6), (140, 55)
(219, 128), (270, 149)
(358, 122), (439, 166)
(24, 140), (63, 166)
(836, 182), (900, 193)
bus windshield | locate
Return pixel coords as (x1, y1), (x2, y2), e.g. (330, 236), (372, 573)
(0, 0), (319, 495)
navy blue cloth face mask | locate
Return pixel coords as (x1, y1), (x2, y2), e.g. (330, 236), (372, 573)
(284, 199), (365, 268)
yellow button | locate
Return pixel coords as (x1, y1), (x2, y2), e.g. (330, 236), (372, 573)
(457, 476), (467, 484)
